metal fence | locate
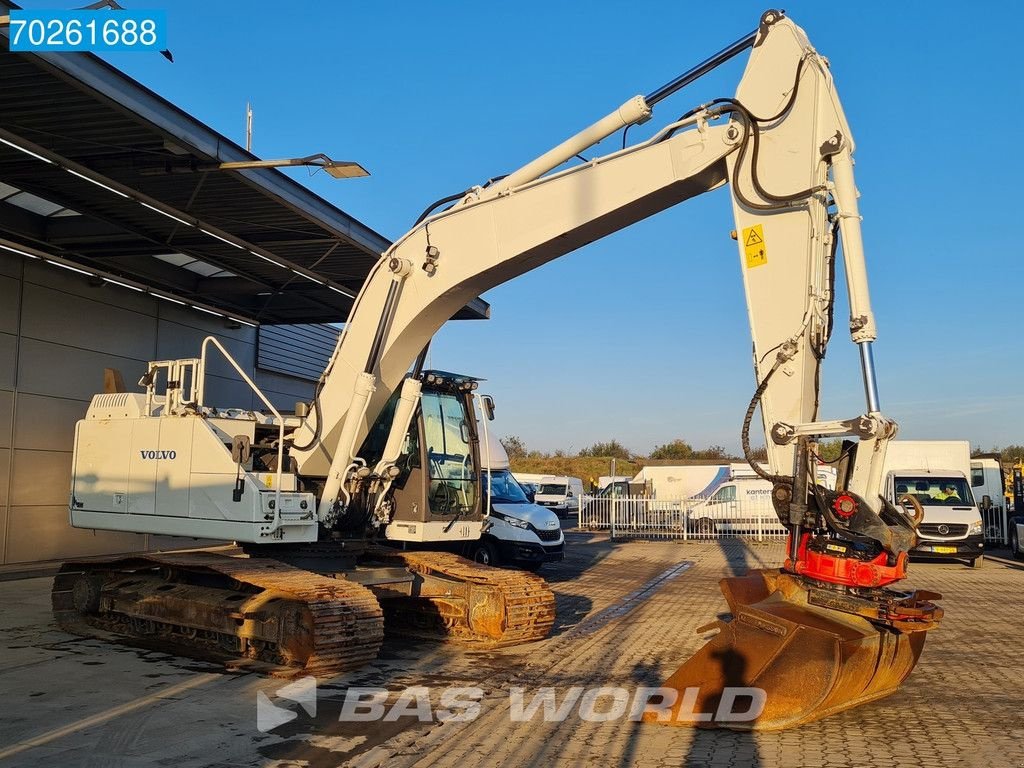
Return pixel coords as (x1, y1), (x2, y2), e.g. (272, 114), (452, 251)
(982, 505), (1008, 546)
(580, 493), (1015, 547)
(578, 494), (787, 541)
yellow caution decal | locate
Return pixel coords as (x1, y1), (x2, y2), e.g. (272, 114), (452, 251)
(743, 224), (767, 268)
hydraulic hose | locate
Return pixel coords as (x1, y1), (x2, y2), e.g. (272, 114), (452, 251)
(741, 358), (792, 486)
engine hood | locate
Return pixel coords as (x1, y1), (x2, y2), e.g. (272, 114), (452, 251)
(491, 502), (561, 530)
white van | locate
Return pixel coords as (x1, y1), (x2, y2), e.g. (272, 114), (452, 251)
(686, 477), (781, 535)
(533, 476), (585, 518)
(883, 441), (984, 568)
(469, 425), (564, 571)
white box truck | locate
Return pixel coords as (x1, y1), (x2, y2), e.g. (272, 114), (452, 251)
(630, 462), (833, 501)
(883, 440), (985, 568)
(630, 464), (733, 500)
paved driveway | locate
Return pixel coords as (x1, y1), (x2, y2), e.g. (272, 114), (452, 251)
(0, 536), (1021, 767)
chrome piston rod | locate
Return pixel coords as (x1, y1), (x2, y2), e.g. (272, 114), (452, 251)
(858, 341), (881, 413)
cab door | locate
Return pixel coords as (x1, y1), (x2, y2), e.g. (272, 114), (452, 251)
(420, 390), (478, 517)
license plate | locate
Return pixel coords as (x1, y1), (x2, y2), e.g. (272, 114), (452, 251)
(932, 545), (958, 554)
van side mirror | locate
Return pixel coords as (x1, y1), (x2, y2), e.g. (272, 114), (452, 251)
(982, 494), (992, 510)
(567, 490), (573, 497)
(526, 488), (535, 502)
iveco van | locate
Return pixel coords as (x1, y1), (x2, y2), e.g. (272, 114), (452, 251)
(469, 427), (564, 571)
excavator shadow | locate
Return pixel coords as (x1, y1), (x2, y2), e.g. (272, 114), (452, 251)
(622, 655), (765, 767)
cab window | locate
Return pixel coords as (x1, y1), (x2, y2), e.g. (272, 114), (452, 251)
(421, 391), (476, 514)
(710, 485), (736, 503)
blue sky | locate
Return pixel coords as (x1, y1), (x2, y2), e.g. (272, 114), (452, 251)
(40, 0), (1022, 455)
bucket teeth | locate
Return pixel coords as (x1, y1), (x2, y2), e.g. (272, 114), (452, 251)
(645, 568), (941, 731)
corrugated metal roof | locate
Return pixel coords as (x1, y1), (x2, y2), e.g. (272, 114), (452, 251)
(0, 2), (488, 324)
(258, 324), (340, 381)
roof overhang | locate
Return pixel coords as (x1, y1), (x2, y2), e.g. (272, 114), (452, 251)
(0, 1), (489, 324)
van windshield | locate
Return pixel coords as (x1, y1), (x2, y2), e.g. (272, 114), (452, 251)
(598, 482), (628, 497)
(893, 476), (974, 506)
(484, 470), (529, 504)
(538, 483), (567, 496)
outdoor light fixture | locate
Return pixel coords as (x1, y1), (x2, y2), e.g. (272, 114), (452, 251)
(210, 154), (369, 179)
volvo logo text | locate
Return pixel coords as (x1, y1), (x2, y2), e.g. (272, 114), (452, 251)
(139, 450), (177, 460)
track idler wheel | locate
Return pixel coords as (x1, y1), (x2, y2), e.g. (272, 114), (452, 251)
(71, 573), (104, 614)
(645, 568), (941, 730)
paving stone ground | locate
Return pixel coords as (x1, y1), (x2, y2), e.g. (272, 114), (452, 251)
(1, 532), (1022, 767)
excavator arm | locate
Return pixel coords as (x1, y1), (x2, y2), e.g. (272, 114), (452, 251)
(292, 11), (894, 537)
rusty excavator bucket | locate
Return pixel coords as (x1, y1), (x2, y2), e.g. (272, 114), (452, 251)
(646, 568), (942, 731)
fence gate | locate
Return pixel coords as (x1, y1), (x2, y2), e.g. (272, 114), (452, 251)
(981, 505), (1008, 547)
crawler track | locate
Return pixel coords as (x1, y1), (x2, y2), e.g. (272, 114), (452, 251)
(367, 548), (556, 646)
(51, 551), (384, 678)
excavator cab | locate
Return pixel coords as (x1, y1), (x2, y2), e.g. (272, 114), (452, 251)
(359, 371), (484, 541)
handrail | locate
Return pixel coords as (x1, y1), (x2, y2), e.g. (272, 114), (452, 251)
(196, 336), (283, 524)
(476, 393), (492, 521)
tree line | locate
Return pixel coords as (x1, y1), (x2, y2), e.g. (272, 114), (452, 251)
(971, 445), (1024, 464)
(501, 436), (1024, 467)
(500, 435), (783, 463)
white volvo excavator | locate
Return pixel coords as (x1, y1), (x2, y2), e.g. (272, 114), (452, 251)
(55, 10), (942, 730)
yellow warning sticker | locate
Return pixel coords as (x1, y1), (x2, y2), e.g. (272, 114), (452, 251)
(743, 224), (767, 268)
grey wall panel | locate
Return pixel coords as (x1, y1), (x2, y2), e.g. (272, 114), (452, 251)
(10, 449), (72, 507)
(0, 274), (19, 334)
(22, 260), (158, 317)
(155, 319), (255, 383)
(13, 393), (87, 452)
(260, 389), (309, 413)
(255, 369), (316, 403)
(0, 450), (8, 506)
(0, 253), (20, 278)
(20, 283), (157, 361)
(0, 333), (15, 390)
(199, 373), (257, 410)
(5, 505), (145, 564)
(0, 389), (12, 449)
(156, 301), (258, 340)
(17, 338), (148, 401)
